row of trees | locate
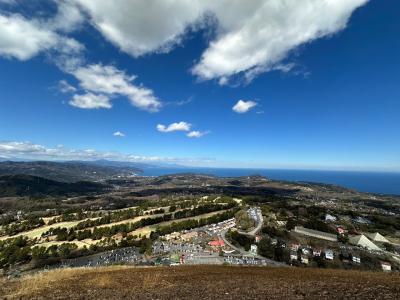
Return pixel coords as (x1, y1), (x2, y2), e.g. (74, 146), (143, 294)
(2, 216), (45, 236)
(257, 238), (289, 262)
(173, 202), (235, 219)
(0, 208), (238, 269)
(43, 202), (237, 242)
(151, 209), (238, 239)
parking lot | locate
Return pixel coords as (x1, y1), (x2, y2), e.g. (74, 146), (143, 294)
(224, 255), (267, 266)
(57, 247), (143, 268)
(184, 253), (224, 265)
(153, 241), (204, 254)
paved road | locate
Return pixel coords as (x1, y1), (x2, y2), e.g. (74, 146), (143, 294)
(220, 229), (286, 267)
(238, 208), (263, 237)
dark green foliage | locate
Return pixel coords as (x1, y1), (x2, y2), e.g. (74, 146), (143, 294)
(226, 230), (254, 251)
(258, 238), (289, 262)
(0, 161), (141, 183)
(303, 218), (336, 234)
(3, 216), (45, 236)
(0, 175), (107, 197)
(261, 225), (288, 238)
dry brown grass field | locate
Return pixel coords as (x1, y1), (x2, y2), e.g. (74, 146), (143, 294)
(1, 265), (399, 299)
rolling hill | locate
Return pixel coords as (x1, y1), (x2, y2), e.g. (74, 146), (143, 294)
(0, 161), (142, 182)
(0, 175), (108, 197)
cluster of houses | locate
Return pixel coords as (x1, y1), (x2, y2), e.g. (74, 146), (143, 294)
(203, 218), (236, 235)
(159, 219), (238, 255)
(289, 216), (396, 271)
(289, 242), (338, 265)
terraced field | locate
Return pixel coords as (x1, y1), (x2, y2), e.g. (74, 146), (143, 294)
(1, 265), (399, 299)
(127, 209), (228, 238)
(0, 219), (97, 240)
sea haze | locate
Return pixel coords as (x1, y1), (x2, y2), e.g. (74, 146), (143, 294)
(142, 168), (400, 195)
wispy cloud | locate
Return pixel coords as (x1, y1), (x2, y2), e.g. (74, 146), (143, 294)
(58, 79), (77, 93)
(113, 131), (125, 137)
(187, 131), (209, 138)
(70, 64), (162, 112)
(69, 93), (111, 109)
(157, 121), (191, 133)
(0, 141), (213, 164)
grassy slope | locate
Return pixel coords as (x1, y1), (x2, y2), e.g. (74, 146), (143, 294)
(0, 218), (98, 241)
(1, 266), (399, 299)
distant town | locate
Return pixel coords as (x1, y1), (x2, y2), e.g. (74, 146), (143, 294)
(1, 167), (399, 276)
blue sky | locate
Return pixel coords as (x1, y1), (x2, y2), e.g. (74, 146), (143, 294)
(0, 0), (399, 171)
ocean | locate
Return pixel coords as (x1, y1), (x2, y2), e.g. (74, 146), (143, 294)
(141, 168), (400, 195)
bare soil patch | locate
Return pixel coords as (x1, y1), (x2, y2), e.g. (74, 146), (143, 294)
(1, 265), (399, 299)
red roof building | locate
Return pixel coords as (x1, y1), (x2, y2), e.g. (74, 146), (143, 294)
(208, 239), (225, 247)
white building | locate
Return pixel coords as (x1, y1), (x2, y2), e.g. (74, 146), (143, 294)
(352, 256), (361, 264)
(325, 250), (334, 260)
(250, 244), (258, 254)
(381, 262), (391, 272)
(325, 214), (337, 222)
(290, 252), (298, 261)
(313, 249), (322, 257)
(301, 255), (309, 264)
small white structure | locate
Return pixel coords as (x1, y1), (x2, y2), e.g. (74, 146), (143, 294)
(349, 235), (381, 251)
(312, 249), (322, 257)
(325, 250), (334, 260)
(301, 255), (309, 264)
(290, 252), (298, 261)
(325, 214), (337, 222)
(381, 262), (391, 272)
(250, 244), (258, 254)
(290, 243), (300, 251)
(352, 256), (361, 264)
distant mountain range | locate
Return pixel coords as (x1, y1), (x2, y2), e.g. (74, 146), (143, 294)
(0, 160), (143, 183)
(0, 174), (107, 197)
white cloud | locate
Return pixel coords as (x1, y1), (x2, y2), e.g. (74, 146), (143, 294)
(192, 0), (369, 82)
(0, 0), (16, 4)
(187, 131), (208, 138)
(0, 11), (161, 112)
(157, 122), (191, 133)
(232, 100), (257, 113)
(0, 140), (213, 164)
(58, 80), (77, 93)
(69, 93), (111, 109)
(67, 0), (367, 81)
(0, 13), (83, 63)
(0, 1), (368, 88)
(0, 13), (57, 60)
(72, 0), (206, 57)
(71, 64), (161, 111)
(48, 1), (84, 33)
(113, 131), (125, 137)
